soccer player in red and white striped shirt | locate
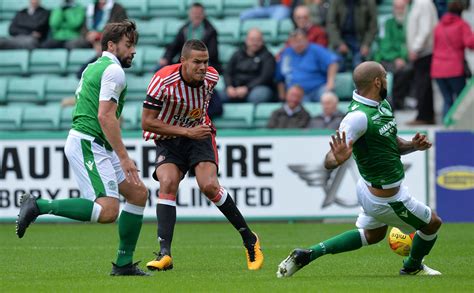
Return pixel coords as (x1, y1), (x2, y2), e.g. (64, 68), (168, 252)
(142, 40), (263, 271)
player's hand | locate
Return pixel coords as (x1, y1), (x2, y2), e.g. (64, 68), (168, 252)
(412, 132), (432, 151)
(329, 131), (353, 165)
(187, 125), (212, 140)
(120, 157), (142, 185)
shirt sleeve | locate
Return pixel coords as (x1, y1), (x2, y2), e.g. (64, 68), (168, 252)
(99, 64), (126, 103)
(338, 111), (367, 144)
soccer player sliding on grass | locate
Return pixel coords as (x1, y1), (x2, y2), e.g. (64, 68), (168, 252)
(16, 20), (150, 276)
(141, 39), (263, 271)
(277, 61), (442, 277)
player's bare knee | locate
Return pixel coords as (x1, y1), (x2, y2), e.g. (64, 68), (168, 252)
(131, 184), (148, 205)
(159, 176), (180, 191)
(365, 227), (387, 245)
(98, 206), (119, 223)
(200, 181), (219, 198)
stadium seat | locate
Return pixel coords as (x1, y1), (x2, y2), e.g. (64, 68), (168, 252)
(277, 18), (294, 42)
(40, 0), (62, 10)
(241, 19), (278, 43)
(267, 44), (284, 57)
(0, 105), (23, 130)
(60, 105), (74, 130)
(45, 76), (79, 103)
(121, 103), (139, 130)
(163, 19), (186, 44)
(6, 76), (46, 104)
(0, 21), (9, 38)
(0, 77), (7, 104)
(29, 49), (68, 74)
(304, 102), (322, 117)
(135, 19), (164, 46)
(387, 71), (394, 99)
(222, 0), (257, 17)
(334, 72), (355, 101)
(185, 0), (223, 18)
(0, 50), (29, 75)
(22, 104), (61, 130)
(143, 47), (165, 72)
(67, 48), (97, 75)
(218, 44), (237, 68)
(126, 75), (150, 102)
(214, 75), (225, 92)
(212, 17), (240, 44)
(119, 0), (148, 19)
(338, 101), (351, 114)
(148, 0), (186, 18)
(0, 0), (28, 21)
(212, 103), (254, 129)
(254, 102), (282, 128)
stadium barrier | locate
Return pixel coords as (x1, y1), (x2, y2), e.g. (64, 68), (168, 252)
(0, 129), (428, 222)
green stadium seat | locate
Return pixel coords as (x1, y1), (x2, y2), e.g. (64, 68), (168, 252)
(223, 0), (257, 17)
(277, 18), (294, 42)
(60, 105), (74, 130)
(214, 75), (225, 92)
(40, 0), (62, 10)
(0, 77), (7, 104)
(29, 49), (68, 74)
(387, 71), (394, 99)
(334, 72), (355, 101)
(45, 76), (79, 103)
(0, 21), (9, 38)
(0, 50), (29, 75)
(143, 47), (165, 72)
(163, 19), (186, 44)
(6, 76), (46, 104)
(185, 0), (223, 18)
(67, 48), (97, 75)
(121, 103), (139, 130)
(267, 44), (284, 57)
(135, 19), (164, 46)
(304, 102), (322, 117)
(338, 101), (350, 114)
(119, 0), (148, 19)
(0, 0), (28, 21)
(241, 19), (278, 43)
(148, 0), (186, 18)
(254, 102), (282, 128)
(213, 103), (254, 129)
(0, 105), (23, 130)
(212, 17), (240, 44)
(22, 104), (61, 130)
(126, 75), (150, 102)
(218, 44), (236, 68)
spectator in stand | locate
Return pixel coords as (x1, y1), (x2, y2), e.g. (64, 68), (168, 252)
(326, 0), (378, 71)
(0, 0), (49, 50)
(240, 0), (291, 21)
(222, 28), (275, 104)
(406, 0), (438, 125)
(431, 0), (474, 118)
(304, 0), (330, 27)
(41, 0), (86, 49)
(159, 3), (221, 72)
(307, 91), (345, 129)
(267, 85), (310, 129)
(374, 0), (413, 110)
(276, 29), (338, 102)
(292, 5), (328, 47)
(67, 0), (127, 49)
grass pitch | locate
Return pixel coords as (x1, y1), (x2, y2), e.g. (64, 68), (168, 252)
(1, 222), (473, 292)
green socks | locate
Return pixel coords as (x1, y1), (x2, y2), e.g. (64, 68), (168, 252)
(309, 229), (363, 261)
(404, 232), (437, 270)
(36, 198), (94, 221)
(116, 204), (144, 266)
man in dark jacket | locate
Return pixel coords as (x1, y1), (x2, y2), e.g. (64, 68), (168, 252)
(0, 0), (50, 49)
(223, 28), (275, 104)
(267, 85), (310, 129)
(159, 2), (221, 72)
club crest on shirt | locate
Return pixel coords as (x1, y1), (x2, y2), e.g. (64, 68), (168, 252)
(189, 108), (203, 119)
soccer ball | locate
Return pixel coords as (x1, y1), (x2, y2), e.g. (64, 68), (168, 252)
(388, 227), (414, 256)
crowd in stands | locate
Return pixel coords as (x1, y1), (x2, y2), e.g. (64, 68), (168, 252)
(0, 0), (473, 131)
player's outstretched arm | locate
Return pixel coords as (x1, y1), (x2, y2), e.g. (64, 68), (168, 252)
(324, 131), (353, 170)
(397, 132), (432, 155)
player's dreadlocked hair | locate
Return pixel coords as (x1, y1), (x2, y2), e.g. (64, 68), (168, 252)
(181, 39), (208, 58)
(101, 19), (139, 51)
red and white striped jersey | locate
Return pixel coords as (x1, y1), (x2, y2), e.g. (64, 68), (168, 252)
(142, 64), (219, 141)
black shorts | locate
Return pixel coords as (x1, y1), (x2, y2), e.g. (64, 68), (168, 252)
(152, 134), (218, 181)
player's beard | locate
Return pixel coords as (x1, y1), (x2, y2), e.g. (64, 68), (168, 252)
(119, 56), (133, 68)
(379, 85), (387, 100)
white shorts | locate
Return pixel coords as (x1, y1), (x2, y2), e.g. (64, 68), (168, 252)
(355, 179), (432, 234)
(64, 129), (125, 201)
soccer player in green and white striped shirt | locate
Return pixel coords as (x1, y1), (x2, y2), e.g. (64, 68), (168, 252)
(16, 20), (149, 276)
(277, 61), (443, 277)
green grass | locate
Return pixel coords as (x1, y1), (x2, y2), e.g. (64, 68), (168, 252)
(1, 222), (474, 292)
